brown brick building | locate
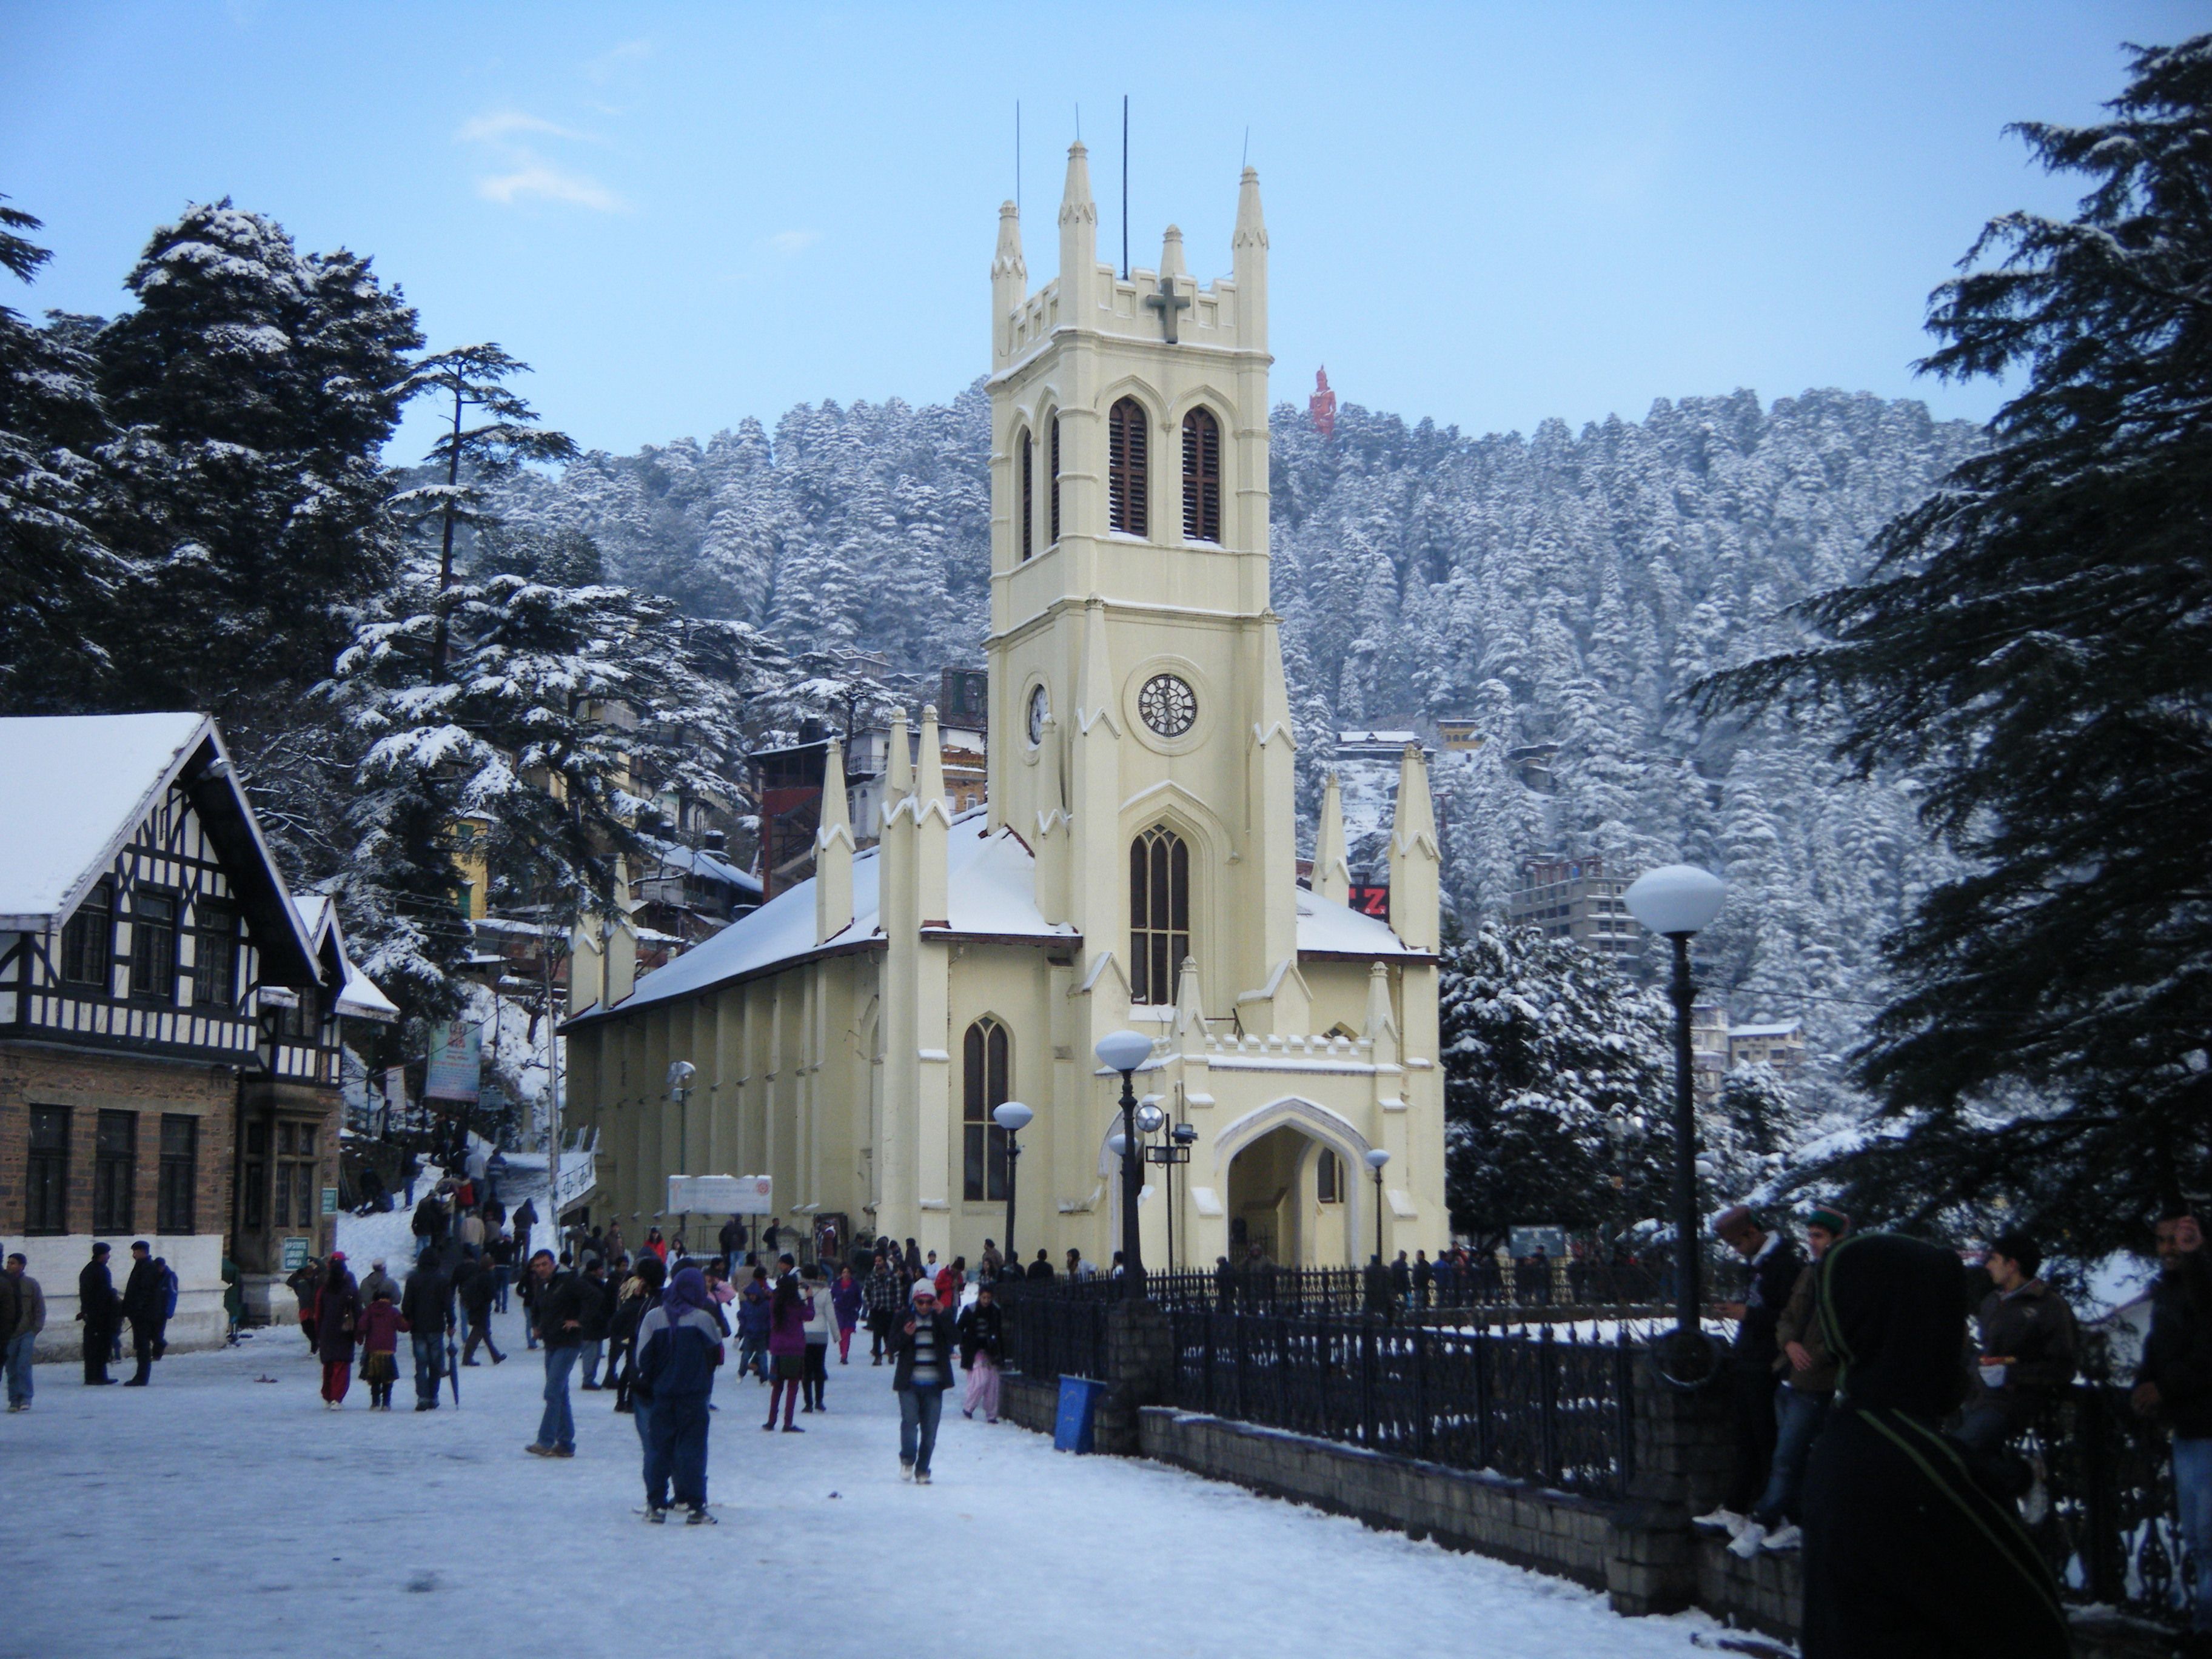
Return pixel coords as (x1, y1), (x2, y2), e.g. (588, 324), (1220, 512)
(0, 714), (395, 1356)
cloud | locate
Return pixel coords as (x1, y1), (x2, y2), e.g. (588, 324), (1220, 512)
(766, 229), (822, 256)
(458, 107), (623, 213)
(456, 110), (591, 146)
(588, 38), (652, 82)
(478, 166), (625, 212)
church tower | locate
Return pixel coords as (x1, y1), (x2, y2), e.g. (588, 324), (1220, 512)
(985, 149), (1304, 1041)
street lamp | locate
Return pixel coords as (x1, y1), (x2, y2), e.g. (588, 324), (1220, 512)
(993, 1099), (1033, 1271)
(1624, 863), (1728, 1365)
(1096, 1029), (1154, 1300)
(1364, 1147), (1391, 1264)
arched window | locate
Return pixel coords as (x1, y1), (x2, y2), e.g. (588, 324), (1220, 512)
(1019, 429), (1034, 561)
(1048, 416), (1062, 545)
(1181, 407), (1222, 541)
(1128, 825), (1190, 1005)
(962, 1016), (1012, 1201)
(1316, 1147), (1342, 1204)
(1108, 397), (1148, 536)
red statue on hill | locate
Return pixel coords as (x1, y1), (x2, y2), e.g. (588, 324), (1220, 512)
(1310, 366), (1337, 438)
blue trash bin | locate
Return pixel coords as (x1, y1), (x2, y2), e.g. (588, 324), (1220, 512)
(1053, 1375), (1107, 1453)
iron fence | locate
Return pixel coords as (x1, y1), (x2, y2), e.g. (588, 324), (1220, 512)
(999, 1287), (1110, 1384)
(1161, 1308), (1637, 1496)
(2023, 1386), (2194, 1630)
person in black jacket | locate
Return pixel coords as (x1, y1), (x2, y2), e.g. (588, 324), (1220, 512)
(608, 1253), (665, 1419)
(1695, 1206), (1806, 1535)
(891, 1282), (957, 1484)
(717, 1216), (746, 1278)
(2136, 1212), (2212, 1649)
(120, 1241), (164, 1386)
(1801, 1233), (2067, 1659)
(955, 1281), (1004, 1423)
(526, 1250), (588, 1456)
(400, 1251), (454, 1410)
(577, 1258), (612, 1389)
(78, 1242), (119, 1385)
(457, 1250), (504, 1367)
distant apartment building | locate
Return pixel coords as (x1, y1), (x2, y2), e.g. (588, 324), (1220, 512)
(1728, 1019), (1806, 1074)
(1507, 855), (1638, 964)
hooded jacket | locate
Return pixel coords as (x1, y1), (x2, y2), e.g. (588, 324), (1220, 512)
(1800, 1233), (2068, 1659)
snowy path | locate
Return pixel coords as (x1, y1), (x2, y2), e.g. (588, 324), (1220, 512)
(5, 1302), (1725, 1659)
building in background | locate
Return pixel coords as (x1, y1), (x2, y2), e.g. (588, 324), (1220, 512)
(1728, 1018), (1806, 1075)
(0, 714), (397, 1348)
(1507, 856), (1638, 966)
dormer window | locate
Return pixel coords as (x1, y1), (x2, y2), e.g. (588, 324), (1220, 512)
(1108, 397), (1148, 535)
(1182, 407), (1222, 542)
(130, 891), (178, 1004)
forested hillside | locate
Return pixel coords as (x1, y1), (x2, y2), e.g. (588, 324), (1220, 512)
(499, 384), (1980, 1084)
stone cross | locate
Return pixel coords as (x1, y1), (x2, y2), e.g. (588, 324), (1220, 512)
(1144, 276), (1192, 344)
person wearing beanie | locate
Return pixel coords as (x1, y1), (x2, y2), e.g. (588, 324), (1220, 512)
(892, 1278), (957, 1484)
(1957, 1229), (2077, 1455)
(1731, 1207), (1851, 1558)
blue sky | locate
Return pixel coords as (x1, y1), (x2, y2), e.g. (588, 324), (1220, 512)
(3, 2), (2200, 462)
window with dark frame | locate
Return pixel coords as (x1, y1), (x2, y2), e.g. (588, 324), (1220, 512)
(193, 898), (236, 1011)
(1048, 417), (1061, 544)
(60, 877), (113, 989)
(1019, 429), (1034, 561)
(274, 1121), (317, 1232)
(158, 1114), (197, 1234)
(279, 985), (321, 1043)
(962, 1017), (1012, 1202)
(1182, 406), (1222, 541)
(243, 1119), (267, 1231)
(1108, 397), (1148, 535)
(1128, 825), (1191, 1006)
(93, 1108), (136, 1233)
(1316, 1147), (1342, 1204)
(130, 890), (178, 1003)
(26, 1105), (69, 1235)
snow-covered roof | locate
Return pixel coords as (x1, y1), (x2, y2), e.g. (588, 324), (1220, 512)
(1729, 1021), (1803, 1039)
(1338, 729), (1421, 746)
(292, 895), (401, 1024)
(568, 809), (1424, 1027)
(0, 711), (215, 925)
(639, 838), (763, 899)
(0, 712), (320, 982)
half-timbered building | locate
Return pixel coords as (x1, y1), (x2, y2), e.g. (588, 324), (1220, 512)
(0, 712), (394, 1351)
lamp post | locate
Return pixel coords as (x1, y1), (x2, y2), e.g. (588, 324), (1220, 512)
(1623, 863), (1728, 1360)
(1096, 1030), (1154, 1300)
(1364, 1148), (1392, 1318)
(992, 1100), (1033, 1270)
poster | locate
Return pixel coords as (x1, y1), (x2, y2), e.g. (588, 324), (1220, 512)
(424, 1021), (481, 1103)
(280, 1236), (310, 1272)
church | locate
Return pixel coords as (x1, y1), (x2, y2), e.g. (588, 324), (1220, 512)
(560, 147), (1446, 1273)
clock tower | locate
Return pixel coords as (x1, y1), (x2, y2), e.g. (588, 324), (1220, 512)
(985, 144), (1305, 1036)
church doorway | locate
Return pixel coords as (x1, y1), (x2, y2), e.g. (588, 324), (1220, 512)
(1225, 1125), (1352, 1269)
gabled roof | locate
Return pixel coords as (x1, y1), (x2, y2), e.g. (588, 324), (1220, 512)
(0, 711), (319, 982)
(565, 808), (1427, 1029)
(292, 895), (401, 1023)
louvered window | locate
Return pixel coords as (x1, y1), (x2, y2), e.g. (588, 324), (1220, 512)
(1128, 825), (1190, 1006)
(1108, 398), (1148, 535)
(1049, 417), (1061, 545)
(1020, 429), (1034, 561)
(1182, 407), (1222, 541)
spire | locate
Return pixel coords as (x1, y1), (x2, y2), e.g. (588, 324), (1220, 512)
(1313, 771), (1351, 905)
(1387, 742), (1441, 953)
(885, 706), (913, 800)
(916, 703), (950, 926)
(1158, 223), (1187, 283)
(1059, 141), (1098, 313)
(992, 200), (1027, 363)
(815, 736), (854, 945)
(1232, 166), (1267, 350)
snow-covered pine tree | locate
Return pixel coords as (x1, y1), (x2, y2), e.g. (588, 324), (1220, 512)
(1439, 920), (1674, 1247)
(0, 198), (120, 712)
(1694, 35), (2212, 1250)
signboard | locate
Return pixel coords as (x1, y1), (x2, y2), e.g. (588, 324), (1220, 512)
(667, 1173), (772, 1215)
(424, 1021), (481, 1104)
(1508, 1225), (1567, 1261)
(280, 1236), (311, 1272)
(321, 1187), (339, 1217)
(1347, 883), (1390, 919)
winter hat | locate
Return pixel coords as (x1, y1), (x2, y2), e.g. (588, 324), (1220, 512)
(329, 1251), (346, 1263)
(911, 1281), (940, 1304)
(1712, 1206), (1760, 1242)
(1806, 1207), (1851, 1235)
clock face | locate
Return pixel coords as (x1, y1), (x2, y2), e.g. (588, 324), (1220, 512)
(1138, 673), (1198, 739)
(1026, 683), (1048, 746)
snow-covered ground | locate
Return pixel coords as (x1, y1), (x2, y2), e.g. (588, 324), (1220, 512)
(3, 1301), (1728, 1659)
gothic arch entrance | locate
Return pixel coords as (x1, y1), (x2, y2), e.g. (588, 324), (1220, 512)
(1218, 1102), (1366, 1269)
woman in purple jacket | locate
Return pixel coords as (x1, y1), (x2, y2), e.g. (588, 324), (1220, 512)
(763, 1258), (807, 1432)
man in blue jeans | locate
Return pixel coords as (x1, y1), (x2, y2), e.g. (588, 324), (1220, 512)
(2135, 1212), (2212, 1654)
(399, 1248), (454, 1411)
(891, 1281), (956, 1484)
(3, 1253), (45, 1410)
(526, 1250), (584, 1458)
